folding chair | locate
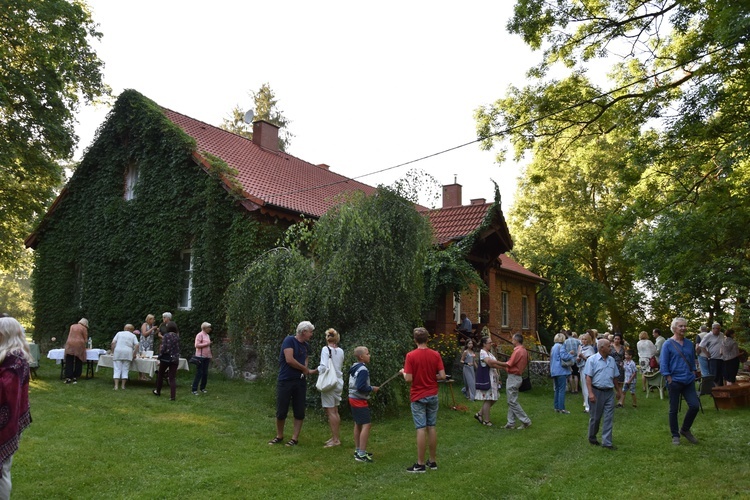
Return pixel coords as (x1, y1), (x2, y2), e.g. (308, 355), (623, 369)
(28, 342), (40, 380)
(697, 375), (717, 411)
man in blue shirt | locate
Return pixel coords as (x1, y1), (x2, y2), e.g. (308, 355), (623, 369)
(268, 321), (317, 446)
(583, 339), (619, 450)
(456, 313), (473, 345)
(660, 317), (700, 446)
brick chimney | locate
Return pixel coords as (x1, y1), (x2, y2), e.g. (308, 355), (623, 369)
(317, 164), (330, 170)
(252, 120), (280, 151)
(470, 198), (486, 205)
(442, 183), (462, 208)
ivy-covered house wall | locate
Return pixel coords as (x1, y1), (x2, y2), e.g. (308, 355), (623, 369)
(29, 90), (284, 352)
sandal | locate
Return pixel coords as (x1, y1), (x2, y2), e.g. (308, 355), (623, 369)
(474, 413), (483, 424)
(482, 421), (493, 427)
(285, 439), (298, 447)
(268, 437), (283, 445)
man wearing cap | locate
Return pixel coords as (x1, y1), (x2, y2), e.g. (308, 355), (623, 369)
(583, 338), (619, 450)
(268, 321), (317, 446)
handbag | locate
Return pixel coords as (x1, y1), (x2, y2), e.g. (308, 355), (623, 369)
(316, 346), (338, 392)
(519, 352), (532, 392)
(649, 356), (659, 370)
(157, 352), (176, 364)
(559, 346), (575, 368)
(189, 347), (203, 366)
(475, 354), (491, 391)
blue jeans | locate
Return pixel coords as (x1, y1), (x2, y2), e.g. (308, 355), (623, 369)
(191, 357), (210, 391)
(667, 380), (699, 438)
(697, 356), (710, 378)
(410, 395), (439, 429)
(553, 375), (567, 410)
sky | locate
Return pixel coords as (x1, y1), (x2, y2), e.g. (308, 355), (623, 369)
(74, 1), (540, 210)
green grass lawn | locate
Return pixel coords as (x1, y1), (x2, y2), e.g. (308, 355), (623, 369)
(16, 359), (750, 499)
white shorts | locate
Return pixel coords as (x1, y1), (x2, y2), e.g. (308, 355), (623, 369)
(113, 359), (131, 379)
(321, 389), (342, 408)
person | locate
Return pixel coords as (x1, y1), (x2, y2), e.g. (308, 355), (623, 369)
(319, 328), (344, 447)
(721, 329), (740, 385)
(459, 340), (476, 401)
(660, 317), (700, 446)
(110, 324), (139, 390)
(622, 349), (638, 408)
(497, 332), (532, 430)
(348, 346), (379, 462)
(63, 318), (89, 384)
(191, 322), (213, 395)
(563, 331), (581, 393)
(473, 336), (502, 426)
(699, 323), (725, 386)
(0, 317), (32, 499)
(153, 321), (180, 401)
(550, 332), (575, 414)
(400, 327), (446, 473)
(456, 313), (473, 345)
(577, 333), (596, 413)
(695, 325), (710, 377)
(653, 328), (665, 357)
(636, 331), (657, 391)
(157, 312), (174, 347)
(610, 334), (626, 407)
(583, 338), (619, 450)
(268, 321), (317, 447)
(138, 314), (158, 380)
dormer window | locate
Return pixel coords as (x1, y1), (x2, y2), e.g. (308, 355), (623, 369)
(124, 163), (139, 200)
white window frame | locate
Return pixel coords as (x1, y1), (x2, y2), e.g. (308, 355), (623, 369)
(501, 291), (509, 327)
(522, 295), (529, 329)
(477, 289), (481, 321)
(178, 249), (193, 310)
(124, 163), (139, 201)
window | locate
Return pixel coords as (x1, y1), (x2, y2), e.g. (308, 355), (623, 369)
(501, 291), (509, 327)
(453, 292), (460, 323)
(477, 289), (481, 321)
(522, 295), (529, 329)
(178, 250), (193, 310)
(124, 163), (139, 200)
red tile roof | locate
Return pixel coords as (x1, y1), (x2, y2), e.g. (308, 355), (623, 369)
(427, 203), (493, 245)
(498, 254), (546, 282)
(163, 108), (376, 218)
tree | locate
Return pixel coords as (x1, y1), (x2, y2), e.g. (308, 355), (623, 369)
(477, 1), (750, 329)
(221, 83), (294, 151)
(0, 0), (108, 273)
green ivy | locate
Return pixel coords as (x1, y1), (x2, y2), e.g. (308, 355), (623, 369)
(31, 90), (284, 354)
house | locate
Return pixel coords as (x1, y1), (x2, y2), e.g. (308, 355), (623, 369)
(424, 183), (546, 344)
(26, 89), (544, 348)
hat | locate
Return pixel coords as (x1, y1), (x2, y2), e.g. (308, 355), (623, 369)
(78, 318), (89, 328)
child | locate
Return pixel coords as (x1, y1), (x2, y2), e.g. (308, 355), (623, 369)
(622, 349), (638, 408)
(348, 346), (379, 463)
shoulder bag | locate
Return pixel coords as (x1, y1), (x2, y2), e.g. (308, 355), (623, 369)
(559, 345), (575, 368)
(475, 353), (491, 391)
(316, 346), (338, 392)
(189, 347), (203, 366)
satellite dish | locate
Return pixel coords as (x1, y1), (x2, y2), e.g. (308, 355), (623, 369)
(242, 109), (254, 124)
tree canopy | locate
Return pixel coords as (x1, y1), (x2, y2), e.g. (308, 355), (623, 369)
(477, 1), (750, 332)
(0, 0), (108, 273)
(220, 83), (294, 152)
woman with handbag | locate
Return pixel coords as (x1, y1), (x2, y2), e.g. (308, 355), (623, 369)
(474, 337), (502, 426)
(317, 328), (344, 447)
(550, 333), (575, 414)
(153, 321), (180, 401)
(191, 322), (213, 396)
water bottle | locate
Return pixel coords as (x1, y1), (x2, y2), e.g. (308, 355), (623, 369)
(87, 337), (92, 349)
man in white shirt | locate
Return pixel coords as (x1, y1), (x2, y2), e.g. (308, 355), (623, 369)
(699, 323), (725, 386)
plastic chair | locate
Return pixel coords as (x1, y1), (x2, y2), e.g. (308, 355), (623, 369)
(28, 343), (40, 379)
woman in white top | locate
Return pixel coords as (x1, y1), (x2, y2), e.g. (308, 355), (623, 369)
(474, 336), (502, 426)
(111, 324), (139, 390)
(318, 328), (345, 447)
(636, 331), (657, 391)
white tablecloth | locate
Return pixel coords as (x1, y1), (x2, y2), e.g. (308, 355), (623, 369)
(96, 355), (189, 377)
(47, 348), (107, 362)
